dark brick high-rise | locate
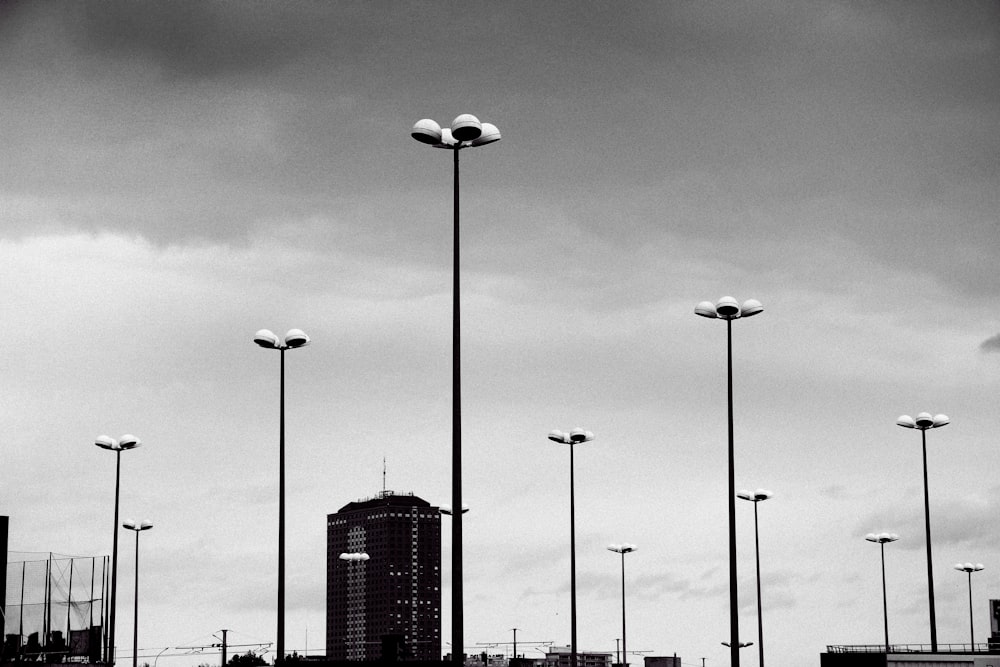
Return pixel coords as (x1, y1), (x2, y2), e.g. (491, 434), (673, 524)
(327, 491), (441, 661)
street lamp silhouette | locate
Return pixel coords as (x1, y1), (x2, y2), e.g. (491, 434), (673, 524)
(254, 327), (311, 665)
(695, 296), (763, 667)
(954, 563), (984, 649)
(865, 532), (899, 651)
(95, 434), (142, 665)
(737, 489), (773, 667)
(897, 411), (949, 651)
(412, 113), (500, 667)
(549, 427), (595, 667)
(122, 520), (152, 667)
(438, 504), (470, 516)
(607, 544), (637, 667)
(721, 642), (753, 648)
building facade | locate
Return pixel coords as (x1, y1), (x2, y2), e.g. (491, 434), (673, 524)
(327, 491), (441, 661)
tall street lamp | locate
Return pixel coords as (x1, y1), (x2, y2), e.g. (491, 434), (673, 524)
(737, 489), (773, 667)
(607, 544), (637, 667)
(95, 434), (142, 666)
(122, 520), (153, 667)
(411, 113), (500, 667)
(865, 532), (899, 651)
(549, 428), (595, 667)
(897, 411), (949, 651)
(254, 328), (311, 665)
(954, 563), (984, 649)
(695, 296), (763, 667)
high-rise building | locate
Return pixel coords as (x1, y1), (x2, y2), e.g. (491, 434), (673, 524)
(327, 490), (441, 661)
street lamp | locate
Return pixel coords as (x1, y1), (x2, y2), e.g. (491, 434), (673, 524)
(607, 544), (637, 667)
(954, 563), (984, 649)
(737, 489), (773, 667)
(721, 642), (753, 648)
(94, 434), (142, 666)
(122, 520), (152, 667)
(897, 411), (949, 651)
(254, 327), (311, 665)
(411, 113), (500, 667)
(549, 428), (595, 667)
(438, 504), (470, 516)
(865, 532), (899, 651)
(695, 296), (763, 667)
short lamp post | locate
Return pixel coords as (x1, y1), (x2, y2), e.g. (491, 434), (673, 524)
(607, 544), (637, 667)
(737, 489), (773, 667)
(865, 532), (899, 651)
(95, 434), (142, 666)
(549, 428), (595, 667)
(954, 563), (984, 650)
(412, 114), (500, 667)
(696, 296), (763, 667)
(254, 327), (311, 665)
(122, 519), (153, 667)
(897, 411), (949, 651)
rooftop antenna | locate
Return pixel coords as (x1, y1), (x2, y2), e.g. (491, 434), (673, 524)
(383, 456), (387, 494)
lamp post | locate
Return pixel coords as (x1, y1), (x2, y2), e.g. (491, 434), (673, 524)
(954, 563), (984, 650)
(411, 113), (500, 667)
(607, 544), (637, 667)
(865, 532), (899, 651)
(896, 411), (949, 651)
(122, 520), (152, 667)
(548, 428), (595, 667)
(737, 489), (773, 667)
(94, 434), (142, 666)
(695, 296), (763, 667)
(254, 327), (311, 665)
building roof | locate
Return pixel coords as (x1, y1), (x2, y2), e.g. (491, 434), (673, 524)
(332, 490), (434, 515)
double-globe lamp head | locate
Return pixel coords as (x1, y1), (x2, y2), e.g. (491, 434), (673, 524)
(896, 412), (950, 430)
(695, 296), (763, 320)
(254, 329), (311, 350)
(411, 115), (501, 149)
(866, 532), (899, 545)
(95, 435), (141, 451)
(549, 428), (595, 445)
(737, 489), (774, 503)
(123, 519), (153, 532)
(339, 553), (370, 562)
(955, 563), (984, 574)
(608, 543), (637, 555)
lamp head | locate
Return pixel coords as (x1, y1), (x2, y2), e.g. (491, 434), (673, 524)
(955, 563), (984, 572)
(118, 434), (141, 450)
(740, 299), (763, 318)
(915, 412), (934, 428)
(753, 489), (774, 501)
(123, 519), (136, 530)
(866, 532), (899, 544)
(715, 296), (740, 318)
(411, 118), (443, 145)
(470, 122), (501, 146)
(548, 429), (568, 444)
(451, 114), (483, 142)
(694, 301), (718, 319)
(139, 520), (153, 531)
(932, 414), (950, 428)
(569, 427), (594, 443)
(254, 329), (280, 349)
(95, 435), (117, 450)
(284, 329), (311, 348)
(896, 415), (916, 429)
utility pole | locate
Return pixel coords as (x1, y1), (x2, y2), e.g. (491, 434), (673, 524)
(511, 629), (518, 659)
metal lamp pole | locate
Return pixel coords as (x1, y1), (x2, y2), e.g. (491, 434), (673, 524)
(865, 533), (899, 651)
(737, 490), (773, 667)
(955, 563), (984, 650)
(696, 297), (763, 667)
(254, 328), (311, 665)
(896, 411), (949, 651)
(607, 544), (637, 667)
(549, 428), (595, 667)
(122, 520), (152, 667)
(95, 434), (142, 666)
(412, 114), (500, 666)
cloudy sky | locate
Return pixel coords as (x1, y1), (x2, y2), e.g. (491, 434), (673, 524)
(1, 2), (998, 666)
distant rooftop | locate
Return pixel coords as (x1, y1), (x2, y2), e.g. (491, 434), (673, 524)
(333, 489), (435, 514)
